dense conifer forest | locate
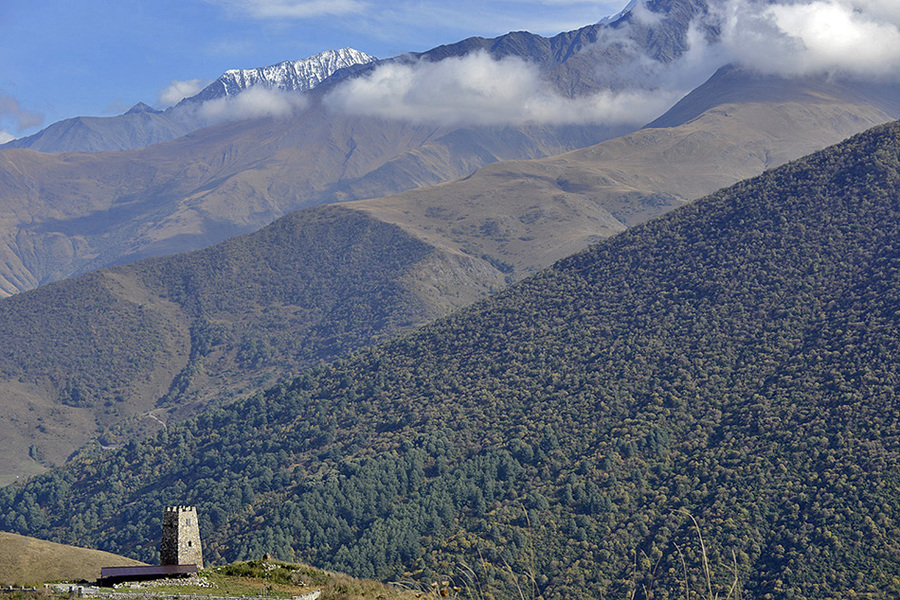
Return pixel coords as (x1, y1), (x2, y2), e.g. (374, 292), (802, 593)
(2, 120), (900, 599)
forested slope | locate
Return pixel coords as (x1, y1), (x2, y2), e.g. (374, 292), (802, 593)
(3, 120), (900, 599)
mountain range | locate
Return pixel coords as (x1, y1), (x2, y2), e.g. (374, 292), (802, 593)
(0, 0), (896, 303)
(2, 3), (900, 596)
(0, 0), (724, 300)
(3, 115), (899, 599)
(1, 61), (898, 484)
(0, 48), (377, 154)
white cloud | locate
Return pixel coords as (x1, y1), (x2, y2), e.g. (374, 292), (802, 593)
(159, 79), (211, 107)
(181, 86), (309, 125)
(205, 0), (368, 18)
(852, 0), (900, 23)
(201, 0), (900, 130)
(325, 51), (680, 127)
(0, 130), (15, 144)
(0, 93), (44, 134)
(715, 0), (900, 80)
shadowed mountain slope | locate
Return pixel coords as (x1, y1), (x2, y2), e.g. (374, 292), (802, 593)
(3, 118), (900, 599)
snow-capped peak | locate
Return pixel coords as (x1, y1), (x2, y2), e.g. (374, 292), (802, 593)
(190, 48), (378, 103)
(598, 0), (639, 25)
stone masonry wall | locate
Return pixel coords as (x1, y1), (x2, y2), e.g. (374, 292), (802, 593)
(159, 506), (203, 568)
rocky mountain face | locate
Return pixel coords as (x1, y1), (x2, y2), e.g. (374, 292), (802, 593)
(408, 0), (712, 95)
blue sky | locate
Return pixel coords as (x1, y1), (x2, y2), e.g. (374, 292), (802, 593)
(0, 0), (625, 140)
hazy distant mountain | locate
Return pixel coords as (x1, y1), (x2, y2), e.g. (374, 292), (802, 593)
(0, 108), (619, 298)
(0, 101), (195, 153)
(0, 48), (377, 154)
(6, 117), (900, 599)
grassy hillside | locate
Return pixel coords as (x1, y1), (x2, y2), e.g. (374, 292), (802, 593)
(3, 119), (900, 598)
(0, 532), (145, 585)
(201, 560), (422, 600)
(0, 206), (503, 483)
(0, 538), (418, 600)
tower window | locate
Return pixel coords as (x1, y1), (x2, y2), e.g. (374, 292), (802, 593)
(188, 541), (193, 547)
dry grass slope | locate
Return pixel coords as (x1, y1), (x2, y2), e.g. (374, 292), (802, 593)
(348, 68), (900, 280)
(0, 532), (145, 585)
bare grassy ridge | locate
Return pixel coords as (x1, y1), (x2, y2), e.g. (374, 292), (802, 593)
(0, 532), (144, 586)
(349, 67), (900, 280)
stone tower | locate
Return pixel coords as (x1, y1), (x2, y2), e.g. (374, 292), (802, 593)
(160, 506), (203, 568)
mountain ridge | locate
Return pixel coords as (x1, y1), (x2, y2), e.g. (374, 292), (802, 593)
(0, 205), (503, 484)
(0, 0), (723, 297)
(1, 0), (711, 156)
(345, 66), (900, 277)
(0, 48), (378, 154)
(2, 62), (898, 300)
